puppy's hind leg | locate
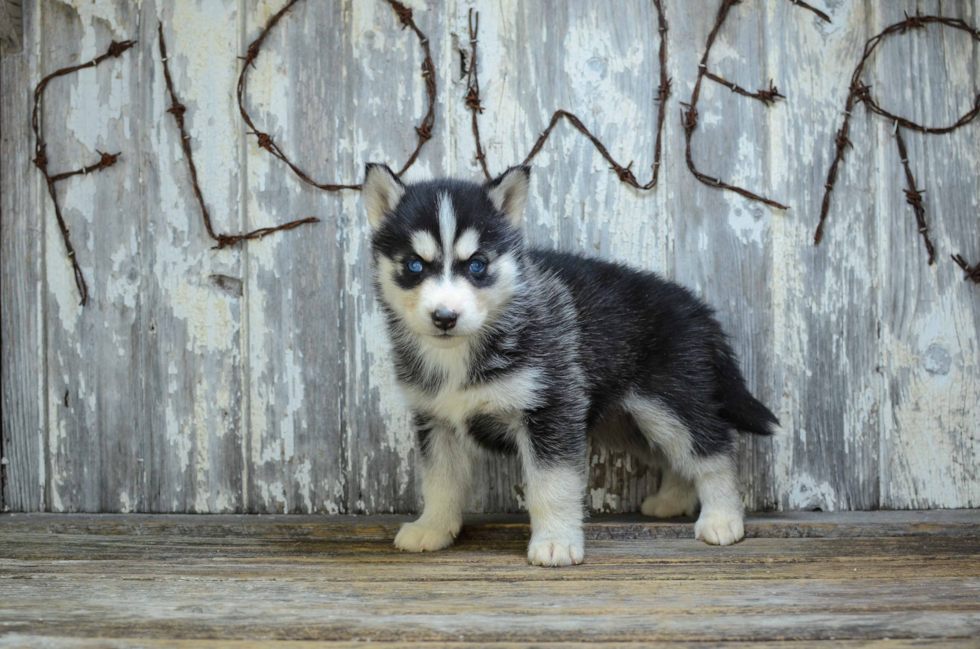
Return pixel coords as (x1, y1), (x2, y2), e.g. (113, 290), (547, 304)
(641, 466), (699, 519)
(691, 455), (744, 546)
(626, 395), (744, 545)
(395, 418), (474, 553)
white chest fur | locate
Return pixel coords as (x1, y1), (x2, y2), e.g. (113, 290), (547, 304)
(402, 365), (543, 431)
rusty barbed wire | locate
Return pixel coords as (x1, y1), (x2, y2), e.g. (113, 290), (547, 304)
(894, 126), (935, 265)
(787, 0), (832, 24)
(680, 0), (827, 211)
(816, 12), (980, 281)
(236, 0), (437, 191)
(951, 254), (980, 284)
(702, 71), (784, 106)
(158, 23), (318, 249)
(465, 0), (671, 189)
(465, 9), (490, 181)
(32, 39), (137, 306)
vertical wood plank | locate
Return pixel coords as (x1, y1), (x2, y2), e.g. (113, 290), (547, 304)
(874, 0), (980, 508)
(140, 0), (246, 513)
(449, 0), (667, 513)
(243, 0), (348, 514)
(767, 0), (881, 511)
(40, 0), (144, 512)
(1, 0), (42, 512)
(342, 0), (451, 514)
(668, 0), (778, 510)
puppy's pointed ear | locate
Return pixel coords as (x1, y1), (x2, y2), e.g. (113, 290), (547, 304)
(363, 163), (406, 230)
(486, 165), (530, 226)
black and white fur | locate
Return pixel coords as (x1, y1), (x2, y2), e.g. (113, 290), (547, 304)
(364, 164), (779, 567)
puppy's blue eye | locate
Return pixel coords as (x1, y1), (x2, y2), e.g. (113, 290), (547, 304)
(407, 259), (423, 273)
(469, 259), (486, 274)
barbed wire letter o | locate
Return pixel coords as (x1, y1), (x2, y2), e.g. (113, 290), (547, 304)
(236, 0), (437, 192)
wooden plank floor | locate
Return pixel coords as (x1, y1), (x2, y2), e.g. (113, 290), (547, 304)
(1, 512), (978, 648)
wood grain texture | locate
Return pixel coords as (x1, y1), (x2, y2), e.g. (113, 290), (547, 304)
(669, 0), (779, 511)
(1, 0), (978, 514)
(340, 0), (451, 515)
(1, 0), (41, 512)
(242, 0), (347, 515)
(0, 514), (978, 645)
(140, 0), (248, 515)
(38, 0), (145, 513)
(2, 509), (978, 540)
(765, 0), (882, 512)
(4, 641), (980, 649)
(0, 0), (23, 54)
(872, 0), (980, 509)
(0, 0), (37, 511)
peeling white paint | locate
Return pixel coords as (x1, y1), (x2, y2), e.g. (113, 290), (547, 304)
(46, 217), (83, 334)
(788, 474), (838, 512)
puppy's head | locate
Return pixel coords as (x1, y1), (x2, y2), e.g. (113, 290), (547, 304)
(364, 164), (530, 346)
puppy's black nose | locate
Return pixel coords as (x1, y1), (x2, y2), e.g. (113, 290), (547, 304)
(431, 308), (458, 331)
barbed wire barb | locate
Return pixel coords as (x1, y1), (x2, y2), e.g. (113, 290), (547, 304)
(951, 254), (980, 283)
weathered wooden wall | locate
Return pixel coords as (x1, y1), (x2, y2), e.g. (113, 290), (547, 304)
(2, 0), (978, 514)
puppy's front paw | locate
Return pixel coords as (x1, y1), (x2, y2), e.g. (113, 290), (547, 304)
(527, 536), (585, 567)
(694, 510), (744, 546)
(394, 521), (456, 553)
(640, 488), (698, 518)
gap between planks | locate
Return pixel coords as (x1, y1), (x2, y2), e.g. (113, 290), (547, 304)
(1, 510), (977, 540)
(2, 643), (980, 649)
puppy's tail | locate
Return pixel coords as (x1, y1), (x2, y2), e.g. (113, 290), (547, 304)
(715, 344), (780, 436)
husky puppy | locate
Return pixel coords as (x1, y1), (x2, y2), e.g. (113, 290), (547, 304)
(364, 163), (778, 567)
